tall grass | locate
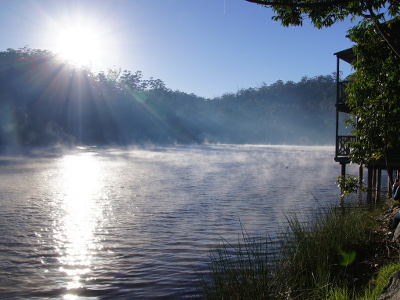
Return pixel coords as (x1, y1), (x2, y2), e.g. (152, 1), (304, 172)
(198, 230), (282, 299)
(198, 205), (383, 299)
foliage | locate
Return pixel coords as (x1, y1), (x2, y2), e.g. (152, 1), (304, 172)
(0, 47), (338, 147)
(335, 174), (360, 197)
(322, 286), (357, 300)
(345, 18), (400, 172)
(199, 205), (381, 299)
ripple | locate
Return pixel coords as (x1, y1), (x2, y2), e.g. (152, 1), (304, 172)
(0, 145), (359, 298)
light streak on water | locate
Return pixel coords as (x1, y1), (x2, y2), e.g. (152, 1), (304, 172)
(0, 145), (366, 299)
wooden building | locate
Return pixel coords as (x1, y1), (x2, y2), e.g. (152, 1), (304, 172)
(334, 48), (355, 171)
(334, 48), (400, 202)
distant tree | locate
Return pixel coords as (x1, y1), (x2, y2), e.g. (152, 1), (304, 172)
(119, 70), (146, 92)
(147, 77), (167, 90)
(244, 0), (400, 57)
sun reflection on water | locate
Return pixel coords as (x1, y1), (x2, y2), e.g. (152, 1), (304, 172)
(53, 152), (105, 298)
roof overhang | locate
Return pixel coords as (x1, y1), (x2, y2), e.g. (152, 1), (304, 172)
(334, 48), (355, 64)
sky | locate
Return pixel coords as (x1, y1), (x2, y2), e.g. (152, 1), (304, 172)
(0, 0), (355, 99)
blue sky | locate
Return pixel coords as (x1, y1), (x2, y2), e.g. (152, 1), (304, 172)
(0, 0), (355, 98)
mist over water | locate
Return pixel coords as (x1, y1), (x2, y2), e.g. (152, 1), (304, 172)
(0, 144), (357, 299)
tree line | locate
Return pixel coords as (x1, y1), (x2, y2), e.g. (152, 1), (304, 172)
(0, 47), (337, 147)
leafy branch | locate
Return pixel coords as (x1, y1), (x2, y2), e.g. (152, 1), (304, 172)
(336, 174), (362, 197)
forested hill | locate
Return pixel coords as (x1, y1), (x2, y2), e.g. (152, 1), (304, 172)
(0, 48), (337, 147)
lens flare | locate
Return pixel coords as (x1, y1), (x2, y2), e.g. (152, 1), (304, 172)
(338, 247), (356, 266)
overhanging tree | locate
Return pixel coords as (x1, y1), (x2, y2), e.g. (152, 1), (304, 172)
(345, 19), (400, 183)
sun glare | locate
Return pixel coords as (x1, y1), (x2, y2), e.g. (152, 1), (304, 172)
(48, 10), (106, 67)
(43, 10), (121, 71)
(55, 24), (102, 67)
(54, 152), (105, 297)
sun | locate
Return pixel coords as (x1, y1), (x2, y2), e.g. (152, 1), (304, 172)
(55, 25), (102, 67)
(43, 11), (120, 70)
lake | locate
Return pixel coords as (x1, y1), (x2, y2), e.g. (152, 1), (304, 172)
(0, 144), (355, 299)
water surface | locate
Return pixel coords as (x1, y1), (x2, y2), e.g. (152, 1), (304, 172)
(0, 144), (350, 299)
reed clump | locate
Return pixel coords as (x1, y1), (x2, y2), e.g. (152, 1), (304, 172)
(198, 204), (393, 299)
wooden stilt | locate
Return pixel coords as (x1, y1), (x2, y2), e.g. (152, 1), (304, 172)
(341, 162), (346, 177)
(388, 168), (395, 197)
(358, 165), (363, 205)
(376, 169), (381, 203)
(367, 167), (373, 204)
(340, 162), (346, 207)
(372, 169), (377, 203)
(358, 165), (363, 187)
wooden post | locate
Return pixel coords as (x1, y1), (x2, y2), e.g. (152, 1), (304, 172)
(358, 165), (363, 187)
(372, 169), (377, 202)
(341, 162), (346, 177)
(367, 167), (373, 204)
(376, 169), (381, 204)
(388, 168), (394, 197)
(358, 165), (363, 205)
(340, 162), (346, 207)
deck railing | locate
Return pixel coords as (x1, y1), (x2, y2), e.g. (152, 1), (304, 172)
(336, 135), (356, 157)
(337, 81), (351, 105)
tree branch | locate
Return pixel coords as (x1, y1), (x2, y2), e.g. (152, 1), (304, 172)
(364, 1), (400, 58)
(244, 0), (356, 9)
